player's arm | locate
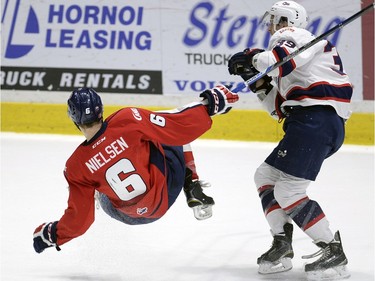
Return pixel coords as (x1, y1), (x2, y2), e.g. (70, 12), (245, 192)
(133, 104), (210, 146)
(253, 31), (326, 77)
(228, 49), (285, 120)
(159, 85), (238, 117)
(55, 178), (96, 245)
(125, 85), (238, 146)
(228, 48), (274, 101)
(33, 171), (95, 253)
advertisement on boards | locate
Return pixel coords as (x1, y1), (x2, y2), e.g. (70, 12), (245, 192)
(1, 0), (368, 99)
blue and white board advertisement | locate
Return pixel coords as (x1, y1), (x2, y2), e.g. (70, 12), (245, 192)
(1, 0), (369, 100)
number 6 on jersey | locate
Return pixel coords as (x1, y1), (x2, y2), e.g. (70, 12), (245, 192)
(105, 159), (147, 201)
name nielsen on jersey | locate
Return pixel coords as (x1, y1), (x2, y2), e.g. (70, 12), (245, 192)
(85, 136), (129, 173)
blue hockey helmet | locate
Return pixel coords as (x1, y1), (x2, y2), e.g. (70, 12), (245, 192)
(67, 88), (103, 125)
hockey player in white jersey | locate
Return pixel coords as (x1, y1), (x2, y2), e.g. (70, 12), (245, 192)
(228, 1), (351, 279)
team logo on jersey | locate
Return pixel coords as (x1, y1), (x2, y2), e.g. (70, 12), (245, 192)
(137, 207), (148, 215)
(92, 136), (106, 149)
(277, 149), (287, 158)
(131, 108), (142, 121)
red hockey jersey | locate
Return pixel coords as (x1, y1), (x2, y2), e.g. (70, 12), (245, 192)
(57, 102), (212, 245)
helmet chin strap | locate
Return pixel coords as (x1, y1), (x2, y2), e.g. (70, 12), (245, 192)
(74, 122), (81, 131)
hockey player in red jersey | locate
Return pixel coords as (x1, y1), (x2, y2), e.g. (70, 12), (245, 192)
(33, 85), (238, 253)
(228, 1), (351, 279)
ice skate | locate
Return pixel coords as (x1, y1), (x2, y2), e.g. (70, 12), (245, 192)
(257, 223), (294, 274)
(303, 231), (350, 280)
(183, 169), (214, 220)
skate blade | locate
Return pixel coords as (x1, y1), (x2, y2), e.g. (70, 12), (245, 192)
(258, 257), (293, 274)
(192, 205), (213, 220)
(305, 265), (350, 280)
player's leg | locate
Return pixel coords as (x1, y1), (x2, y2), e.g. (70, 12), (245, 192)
(303, 231), (350, 280)
(162, 145), (185, 208)
(183, 143), (199, 180)
(182, 144), (214, 220)
(254, 162), (294, 274)
(163, 144), (214, 220)
(274, 171), (333, 243)
(183, 143), (211, 187)
(264, 107), (348, 277)
(255, 162), (292, 234)
(255, 163), (341, 275)
(275, 173), (349, 279)
(183, 167), (214, 220)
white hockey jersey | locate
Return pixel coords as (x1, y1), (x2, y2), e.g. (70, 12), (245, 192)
(253, 26), (353, 119)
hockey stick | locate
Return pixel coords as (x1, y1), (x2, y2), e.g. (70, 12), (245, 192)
(231, 2), (375, 93)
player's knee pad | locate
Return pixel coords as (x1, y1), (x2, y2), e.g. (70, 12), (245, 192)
(255, 163), (281, 216)
(273, 172), (311, 209)
(254, 162), (279, 191)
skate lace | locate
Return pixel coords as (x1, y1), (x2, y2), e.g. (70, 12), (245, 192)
(265, 236), (283, 254)
(302, 245), (330, 260)
(269, 237), (279, 250)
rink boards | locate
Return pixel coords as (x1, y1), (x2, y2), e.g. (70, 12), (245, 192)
(1, 102), (374, 145)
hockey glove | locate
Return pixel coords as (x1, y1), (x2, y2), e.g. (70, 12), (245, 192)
(250, 75), (274, 101)
(33, 221), (60, 253)
(228, 48), (264, 81)
(200, 85), (239, 116)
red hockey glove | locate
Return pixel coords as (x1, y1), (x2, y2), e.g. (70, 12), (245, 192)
(33, 221), (60, 253)
(200, 85), (239, 116)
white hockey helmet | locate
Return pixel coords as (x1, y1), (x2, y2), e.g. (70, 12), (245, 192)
(262, 1), (308, 29)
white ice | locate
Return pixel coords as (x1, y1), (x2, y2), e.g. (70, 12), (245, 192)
(1, 132), (374, 281)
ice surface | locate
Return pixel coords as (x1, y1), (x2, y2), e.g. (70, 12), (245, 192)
(1, 133), (374, 281)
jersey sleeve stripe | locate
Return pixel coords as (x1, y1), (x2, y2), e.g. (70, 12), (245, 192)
(272, 46), (296, 77)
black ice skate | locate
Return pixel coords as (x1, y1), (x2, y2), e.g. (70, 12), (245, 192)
(303, 231), (350, 280)
(183, 168), (214, 220)
(257, 223), (294, 274)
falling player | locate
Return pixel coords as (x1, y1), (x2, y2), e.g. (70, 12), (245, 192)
(228, 1), (351, 279)
(33, 85), (238, 253)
